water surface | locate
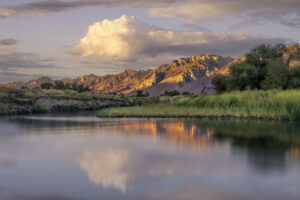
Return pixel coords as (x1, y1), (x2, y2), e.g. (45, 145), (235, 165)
(0, 114), (299, 200)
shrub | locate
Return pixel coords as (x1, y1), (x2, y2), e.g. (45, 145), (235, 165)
(212, 75), (227, 94)
(182, 91), (193, 96)
(37, 106), (50, 113)
(163, 90), (180, 96)
(54, 81), (66, 90)
(136, 90), (149, 97)
(227, 63), (260, 91)
(41, 82), (53, 89)
(288, 66), (300, 89)
(261, 58), (289, 90)
(7, 89), (25, 98)
(245, 44), (284, 67)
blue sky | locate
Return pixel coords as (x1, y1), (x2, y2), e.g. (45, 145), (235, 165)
(0, 0), (299, 82)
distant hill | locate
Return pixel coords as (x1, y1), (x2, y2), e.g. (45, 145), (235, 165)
(2, 44), (300, 96)
(2, 54), (237, 96)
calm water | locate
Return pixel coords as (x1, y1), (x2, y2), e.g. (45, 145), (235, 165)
(0, 114), (300, 200)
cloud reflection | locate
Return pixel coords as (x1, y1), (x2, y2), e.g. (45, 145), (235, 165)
(77, 149), (130, 192)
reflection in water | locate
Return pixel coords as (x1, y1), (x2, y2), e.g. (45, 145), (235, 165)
(0, 116), (300, 200)
(200, 120), (300, 172)
(77, 149), (130, 192)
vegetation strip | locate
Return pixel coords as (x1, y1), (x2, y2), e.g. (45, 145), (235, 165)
(98, 90), (300, 121)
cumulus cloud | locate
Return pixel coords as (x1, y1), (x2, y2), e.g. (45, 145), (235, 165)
(0, 38), (18, 46)
(149, 0), (300, 28)
(70, 15), (286, 64)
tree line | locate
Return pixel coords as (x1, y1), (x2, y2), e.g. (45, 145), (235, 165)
(212, 44), (300, 93)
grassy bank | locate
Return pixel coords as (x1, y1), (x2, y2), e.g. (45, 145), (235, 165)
(98, 90), (300, 120)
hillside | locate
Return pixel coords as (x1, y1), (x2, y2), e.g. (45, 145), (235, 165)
(1, 54), (236, 96)
(2, 44), (299, 96)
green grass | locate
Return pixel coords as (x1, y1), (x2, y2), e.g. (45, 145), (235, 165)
(97, 90), (300, 120)
(37, 106), (50, 113)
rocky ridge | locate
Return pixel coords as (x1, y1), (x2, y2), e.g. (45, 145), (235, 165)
(3, 44), (300, 96)
(2, 54), (236, 96)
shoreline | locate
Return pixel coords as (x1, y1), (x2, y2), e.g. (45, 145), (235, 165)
(97, 89), (300, 121)
(97, 105), (297, 121)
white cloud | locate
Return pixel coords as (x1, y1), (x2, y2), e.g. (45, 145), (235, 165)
(70, 15), (285, 64)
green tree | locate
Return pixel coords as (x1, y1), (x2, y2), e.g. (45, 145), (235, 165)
(77, 84), (85, 92)
(261, 58), (289, 90)
(136, 90), (149, 97)
(71, 82), (78, 91)
(212, 75), (227, 94)
(245, 44), (284, 67)
(288, 66), (300, 89)
(136, 90), (143, 97)
(41, 82), (53, 89)
(54, 81), (65, 90)
(227, 63), (260, 91)
(164, 90), (180, 96)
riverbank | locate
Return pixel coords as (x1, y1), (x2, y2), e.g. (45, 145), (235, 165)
(97, 90), (300, 121)
(0, 88), (132, 115)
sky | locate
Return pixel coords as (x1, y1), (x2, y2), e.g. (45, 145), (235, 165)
(0, 0), (299, 82)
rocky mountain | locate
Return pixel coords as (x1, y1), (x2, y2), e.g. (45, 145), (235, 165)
(1, 54), (237, 96)
(2, 77), (54, 89)
(2, 45), (300, 96)
(5, 44), (300, 96)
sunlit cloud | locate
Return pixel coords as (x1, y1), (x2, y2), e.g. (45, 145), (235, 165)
(69, 15), (285, 65)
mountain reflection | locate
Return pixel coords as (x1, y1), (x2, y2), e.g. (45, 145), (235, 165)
(71, 119), (300, 192)
(1, 116), (300, 199)
(5, 117), (300, 174)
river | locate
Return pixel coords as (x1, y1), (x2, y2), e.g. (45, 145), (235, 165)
(0, 114), (299, 200)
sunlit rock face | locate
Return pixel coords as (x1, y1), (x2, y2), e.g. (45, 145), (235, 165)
(72, 54), (235, 96)
(11, 44), (300, 95)
(2, 54), (235, 95)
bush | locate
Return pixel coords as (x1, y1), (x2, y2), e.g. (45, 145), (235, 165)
(181, 91), (193, 96)
(136, 90), (149, 97)
(7, 89), (25, 98)
(37, 106), (50, 113)
(288, 66), (300, 89)
(245, 44), (284, 67)
(261, 58), (289, 90)
(227, 63), (260, 91)
(163, 90), (180, 96)
(212, 75), (227, 94)
(54, 81), (66, 90)
(41, 82), (53, 89)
